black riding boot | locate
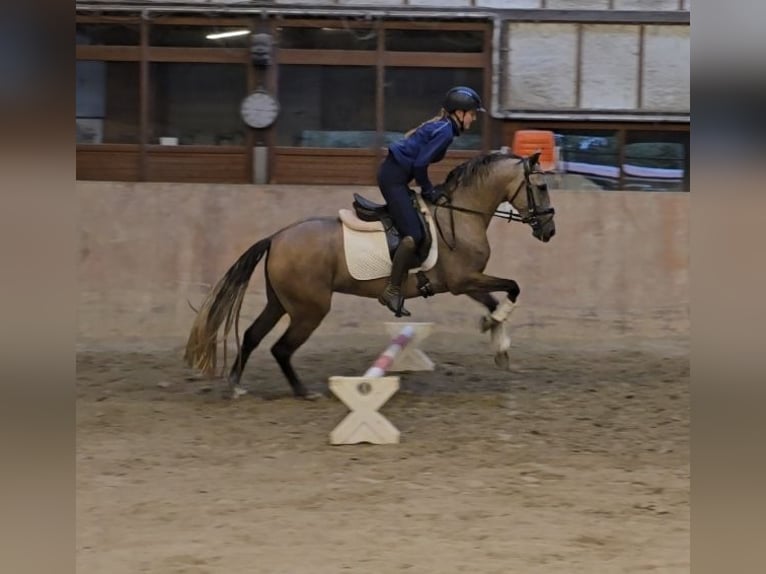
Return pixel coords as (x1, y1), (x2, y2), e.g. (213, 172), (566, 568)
(379, 236), (417, 317)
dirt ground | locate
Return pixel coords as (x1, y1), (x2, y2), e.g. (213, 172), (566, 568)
(76, 316), (689, 574)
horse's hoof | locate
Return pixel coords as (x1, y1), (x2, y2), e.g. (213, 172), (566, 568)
(494, 350), (511, 370)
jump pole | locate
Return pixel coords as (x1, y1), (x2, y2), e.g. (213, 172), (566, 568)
(328, 325), (417, 445)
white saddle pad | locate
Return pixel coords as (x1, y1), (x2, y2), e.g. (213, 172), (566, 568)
(339, 196), (439, 281)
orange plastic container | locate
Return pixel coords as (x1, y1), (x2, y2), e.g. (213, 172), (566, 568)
(511, 129), (557, 171)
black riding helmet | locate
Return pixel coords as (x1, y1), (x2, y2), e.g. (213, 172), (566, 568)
(443, 86), (486, 113)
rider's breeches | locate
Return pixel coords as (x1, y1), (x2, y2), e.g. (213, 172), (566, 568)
(377, 153), (424, 246)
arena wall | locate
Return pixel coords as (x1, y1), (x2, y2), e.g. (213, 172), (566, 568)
(78, 182), (688, 348)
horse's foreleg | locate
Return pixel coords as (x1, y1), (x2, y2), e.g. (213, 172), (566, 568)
(450, 274), (520, 302)
(466, 291), (502, 329)
(457, 276), (520, 370)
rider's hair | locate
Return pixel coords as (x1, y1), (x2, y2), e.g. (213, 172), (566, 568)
(404, 108), (449, 139)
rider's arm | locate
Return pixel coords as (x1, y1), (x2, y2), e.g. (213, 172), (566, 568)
(412, 123), (454, 199)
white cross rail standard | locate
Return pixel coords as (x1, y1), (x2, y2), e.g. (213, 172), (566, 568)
(328, 324), (418, 445)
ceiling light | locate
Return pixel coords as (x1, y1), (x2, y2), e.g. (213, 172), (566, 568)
(206, 30), (250, 40)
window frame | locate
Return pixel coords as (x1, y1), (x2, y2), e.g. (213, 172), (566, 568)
(271, 18), (492, 183)
(76, 15), (254, 182)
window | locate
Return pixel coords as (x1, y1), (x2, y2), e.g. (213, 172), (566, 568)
(623, 130), (688, 192)
(150, 25), (251, 48)
(76, 23), (140, 45)
(76, 61), (140, 144)
(150, 63), (247, 145)
(549, 127), (689, 191)
(554, 129), (620, 190)
(385, 29), (483, 53)
(278, 26), (376, 50)
(276, 65), (376, 147)
(385, 67), (483, 150)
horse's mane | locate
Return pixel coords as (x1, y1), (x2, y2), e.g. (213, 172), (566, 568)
(441, 151), (522, 197)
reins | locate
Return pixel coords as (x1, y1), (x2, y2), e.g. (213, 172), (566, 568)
(433, 163), (554, 250)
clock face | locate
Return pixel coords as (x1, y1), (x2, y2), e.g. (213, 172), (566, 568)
(241, 91), (280, 129)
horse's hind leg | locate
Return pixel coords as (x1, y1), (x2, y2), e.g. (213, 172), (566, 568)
(226, 285), (285, 395)
(271, 301), (330, 399)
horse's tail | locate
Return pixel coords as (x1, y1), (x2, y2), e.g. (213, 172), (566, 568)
(184, 237), (272, 375)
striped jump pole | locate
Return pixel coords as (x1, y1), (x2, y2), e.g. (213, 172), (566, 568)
(364, 324), (416, 377)
(328, 324), (419, 445)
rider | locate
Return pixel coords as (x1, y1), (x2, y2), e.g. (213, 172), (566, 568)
(377, 85), (485, 317)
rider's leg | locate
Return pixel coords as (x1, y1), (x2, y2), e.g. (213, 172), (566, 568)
(377, 191), (424, 317)
(376, 154), (426, 317)
(378, 235), (417, 317)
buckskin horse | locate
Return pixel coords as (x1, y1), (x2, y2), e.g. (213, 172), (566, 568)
(185, 151), (556, 398)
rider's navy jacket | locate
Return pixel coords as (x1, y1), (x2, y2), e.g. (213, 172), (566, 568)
(388, 116), (460, 200)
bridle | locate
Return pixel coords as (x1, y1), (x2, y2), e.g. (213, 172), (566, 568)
(505, 158), (556, 230)
(433, 157), (556, 249)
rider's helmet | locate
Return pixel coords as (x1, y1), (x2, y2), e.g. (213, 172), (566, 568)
(443, 86), (486, 113)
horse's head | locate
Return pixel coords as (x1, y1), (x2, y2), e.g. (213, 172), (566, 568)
(506, 152), (556, 243)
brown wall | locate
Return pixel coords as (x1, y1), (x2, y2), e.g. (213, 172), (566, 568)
(78, 182), (688, 347)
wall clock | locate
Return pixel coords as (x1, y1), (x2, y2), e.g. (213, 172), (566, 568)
(241, 89), (280, 129)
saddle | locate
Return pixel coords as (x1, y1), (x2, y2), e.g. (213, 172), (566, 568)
(351, 192), (433, 265)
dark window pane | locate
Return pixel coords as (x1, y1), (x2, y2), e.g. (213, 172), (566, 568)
(150, 25), (251, 47)
(150, 63), (247, 145)
(76, 61), (140, 144)
(76, 23), (140, 45)
(554, 129), (620, 190)
(623, 130), (688, 191)
(278, 26), (376, 50)
(384, 67), (483, 150)
(276, 65), (376, 148)
(385, 29), (484, 53)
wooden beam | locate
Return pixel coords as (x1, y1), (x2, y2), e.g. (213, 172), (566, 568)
(637, 24), (645, 110)
(76, 45), (141, 61)
(147, 47), (250, 63)
(376, 19), (385, 164)
(383, 52), (484, 68)
(278, 49), (376, 66)
(617, 127), (626, 189)
(140, 16), (149, 180)
(76, 15), (141, 24)
(482, 22), (492, 152)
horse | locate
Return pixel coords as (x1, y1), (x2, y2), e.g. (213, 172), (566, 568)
(184, 151), (556, 398)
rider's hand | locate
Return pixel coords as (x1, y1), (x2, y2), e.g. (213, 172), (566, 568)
(426, 184), (448, 205)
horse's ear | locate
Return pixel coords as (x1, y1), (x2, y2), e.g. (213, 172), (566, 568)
(528, 151), (542, 168)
